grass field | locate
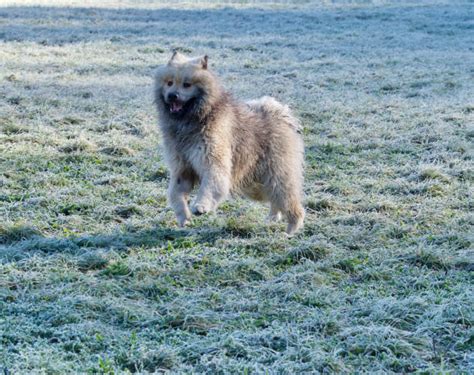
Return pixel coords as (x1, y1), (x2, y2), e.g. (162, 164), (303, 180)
(1, 0), (473, 373)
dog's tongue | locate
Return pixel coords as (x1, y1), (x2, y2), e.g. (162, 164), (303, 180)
(170, 101), (183, 113)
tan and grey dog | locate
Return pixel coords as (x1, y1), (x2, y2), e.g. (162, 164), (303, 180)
(154, 52), (305, 235)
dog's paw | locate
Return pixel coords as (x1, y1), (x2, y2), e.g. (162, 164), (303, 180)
(286, 220), (303, 236)
(177, 216), (191, 227)
(176, 211), (191, 227)
(191, 203), (211, 216)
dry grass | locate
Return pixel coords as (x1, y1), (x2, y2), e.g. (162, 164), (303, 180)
(1, 0), (473, 373)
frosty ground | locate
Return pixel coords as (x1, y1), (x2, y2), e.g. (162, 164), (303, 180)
(1, 0), (473, 373)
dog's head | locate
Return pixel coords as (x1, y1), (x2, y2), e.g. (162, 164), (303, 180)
(155, 52), (220, 121)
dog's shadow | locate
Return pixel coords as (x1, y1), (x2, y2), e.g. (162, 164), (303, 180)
(0, 224), (229, 264)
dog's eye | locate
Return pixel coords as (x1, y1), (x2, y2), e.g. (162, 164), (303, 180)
(183, 82), (191, 88)
(167, 81), (173, 87)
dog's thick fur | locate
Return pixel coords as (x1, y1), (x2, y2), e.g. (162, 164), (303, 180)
(154, 52), (305, 234)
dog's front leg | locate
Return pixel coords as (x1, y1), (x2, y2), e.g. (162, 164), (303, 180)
(168, 171), (194, 227)
(192, 168), (230, 215)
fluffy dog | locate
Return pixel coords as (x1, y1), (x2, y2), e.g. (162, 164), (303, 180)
(154, 52), (305, 235)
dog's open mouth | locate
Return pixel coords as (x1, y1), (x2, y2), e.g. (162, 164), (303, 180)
(169, 101), (184, 114)
(165, 97), (198, 118)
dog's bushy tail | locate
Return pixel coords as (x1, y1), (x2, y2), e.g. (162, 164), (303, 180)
(246, 96), (302, 134)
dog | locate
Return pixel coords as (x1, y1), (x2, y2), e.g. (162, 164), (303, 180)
(154, 52), (305, 235)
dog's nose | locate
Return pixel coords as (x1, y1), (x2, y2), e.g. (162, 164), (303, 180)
(168, 92), (178, 101)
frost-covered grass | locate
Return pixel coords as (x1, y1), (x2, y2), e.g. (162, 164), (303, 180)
(1, 1), (473, 373)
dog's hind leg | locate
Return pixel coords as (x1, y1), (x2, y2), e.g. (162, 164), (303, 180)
(284, 197), (305, 236)
(270, 195), (304, 235)
(267, 174), (305, 236)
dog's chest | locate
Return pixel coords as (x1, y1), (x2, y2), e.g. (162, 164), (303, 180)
(172, 127), (207, 173)
(183, 141), (206, 173)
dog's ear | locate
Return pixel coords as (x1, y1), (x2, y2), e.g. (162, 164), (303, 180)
(187, 55), (209, 69)
(168, 51), (185, 65)
(201, 55), (208, 70)
(189, 55), (207, 69)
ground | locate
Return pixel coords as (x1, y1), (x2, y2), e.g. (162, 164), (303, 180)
(0, 0), (473, 373)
